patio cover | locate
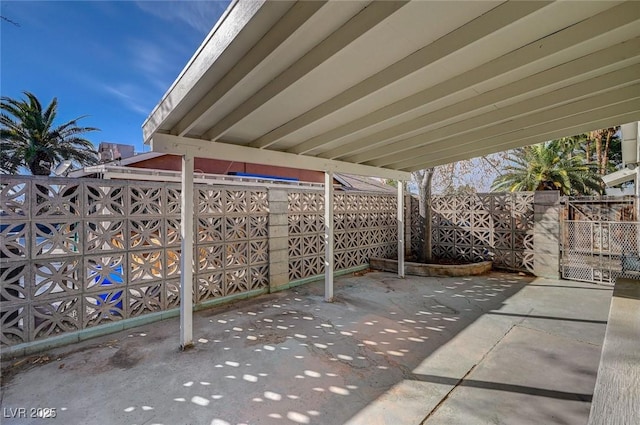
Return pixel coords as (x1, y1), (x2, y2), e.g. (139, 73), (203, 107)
(142, 0), (640, 348)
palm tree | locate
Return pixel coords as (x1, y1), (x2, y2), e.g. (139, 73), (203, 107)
(0, 92), (99, 175)
(491, 140), (601, 195)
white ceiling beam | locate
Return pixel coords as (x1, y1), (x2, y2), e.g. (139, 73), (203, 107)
(384, 90), (640, 169)
(287, 1), (640, 156)
(322, 39), (640, 160)
(151, 133), (411, 181)
(394, 99), (640, 171)
(173, 1), (327, 137)
(248, 1), (552, 149)
(201, 1), (408, 141)
(353, 65), (640, 165)
(404, 110), (640, 171)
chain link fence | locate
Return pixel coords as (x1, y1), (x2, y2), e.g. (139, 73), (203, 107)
(562, 220), (640, 284)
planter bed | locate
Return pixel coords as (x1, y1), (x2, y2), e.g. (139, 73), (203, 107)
(370, 257), (492, 277)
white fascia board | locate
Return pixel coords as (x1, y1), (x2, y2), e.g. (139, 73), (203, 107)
(151, 133), (411, 181)
(142, 0), (268, 142)
(602, 168), (637, 187)
(119, 151), (164, 166)
(67, 169), (92, 178)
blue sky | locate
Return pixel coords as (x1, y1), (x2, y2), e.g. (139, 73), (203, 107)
(1, 0), (230, 154)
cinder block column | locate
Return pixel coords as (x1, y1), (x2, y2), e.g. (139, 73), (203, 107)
(405, 194), (412, 256)
(268, 189), (290, 292)
(533, 191), (561, 279)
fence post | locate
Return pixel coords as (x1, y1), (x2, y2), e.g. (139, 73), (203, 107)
(397, 182), (405, 278)
(405, 193), (412, 257)
(179, 153), (195, 350)
(324, 172), (334, 302)
(533, 191), (561, 279)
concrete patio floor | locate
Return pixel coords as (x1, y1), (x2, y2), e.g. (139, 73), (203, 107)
(0, 271), (612, 425)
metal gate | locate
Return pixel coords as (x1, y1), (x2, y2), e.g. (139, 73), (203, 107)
(561, 197), (640, 284)
(562, 220), (640, 284)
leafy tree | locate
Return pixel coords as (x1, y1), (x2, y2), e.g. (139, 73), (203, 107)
(491, 140), (601, 195)
(411, 154), (507, 263)
(382, 178), (398, 188)
(412, 168), (434, 263)
(1, 92), (99, 175)
(555, 128), (622, 174)
(443, 183), (477, 196)
(586, 127), (621, 175)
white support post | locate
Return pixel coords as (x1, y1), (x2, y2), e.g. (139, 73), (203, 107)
(636, 166), (640, 221)
(397, 181), (405, 278)
(324, 171), (334, 302)
(621, 121), (640, 219)
(180, 153), (195, 349)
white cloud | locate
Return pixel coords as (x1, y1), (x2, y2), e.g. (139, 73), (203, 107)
(77, 1), (230, 120)
(100, 83), (150, 116)
(127, 39), (173, 91)
(135, 0), (228, 34)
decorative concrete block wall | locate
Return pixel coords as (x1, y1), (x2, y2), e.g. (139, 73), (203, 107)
(194, 187), (270, 300)
(411, 192), (536, 273)
(287, 191), (398, 282)
(0, 178), (400, 349)
(0, 177), (271, 348)
(1, 176), (562, 351)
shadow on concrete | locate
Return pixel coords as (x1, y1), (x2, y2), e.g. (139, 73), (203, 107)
(526, 283), (613, 291)
(411, 373), (593, 401)
(487, 311), (608, 324)
(0, 271), (611, 425)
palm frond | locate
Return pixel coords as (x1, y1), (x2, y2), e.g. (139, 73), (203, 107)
(491, 137), (604, 195)
(0, 92), (100, 175)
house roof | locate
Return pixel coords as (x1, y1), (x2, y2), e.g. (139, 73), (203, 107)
(334, 173), (395, 193)
(69, 152), (394, 192)
(142, 1), (640, 180)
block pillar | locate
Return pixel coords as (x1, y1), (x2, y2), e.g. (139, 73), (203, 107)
(268, 188), (290, 292)
(397, 182), (405, 278)
(533, 191), (561, 279)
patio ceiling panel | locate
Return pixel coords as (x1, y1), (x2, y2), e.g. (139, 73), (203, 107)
(320, 40), (640, 161)
(201, 1), (408, 142)
(172, 0), (329, 138)
(265, 0), (626, 154)
(403, 104), (640, 171)
(364, 77), (640, 167)
(244, 0), (548, 150)
(145, 0), (640, 175)
(287, 6), (640, 158)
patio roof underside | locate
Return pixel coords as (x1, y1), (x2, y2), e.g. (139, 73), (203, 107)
(144, 0), (640, 180)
